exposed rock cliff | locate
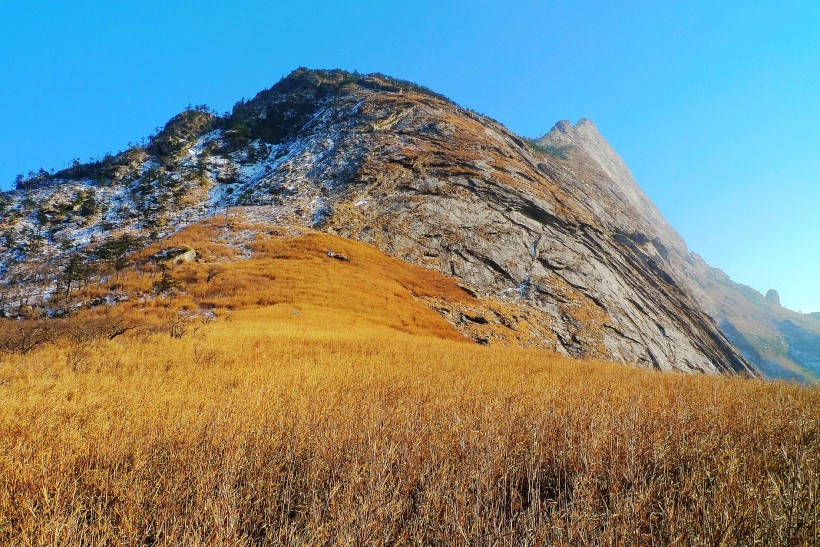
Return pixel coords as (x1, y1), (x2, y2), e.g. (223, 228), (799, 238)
(536, 117), (820, 381)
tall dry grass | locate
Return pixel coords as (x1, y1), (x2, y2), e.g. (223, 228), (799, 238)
(1, 308), (818, 545)
(0, 219), (818, 544)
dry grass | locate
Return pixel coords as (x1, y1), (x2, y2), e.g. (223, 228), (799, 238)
(24, 218), (478, 347)
(37, 218), (566, 349)
(0, 220), (818, 544)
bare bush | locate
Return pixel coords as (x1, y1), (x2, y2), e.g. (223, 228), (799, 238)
(205, 264), (224, 283)
(161, 314), (188, 339)
(0, 320), (58, 353)
(65, 313), (137, 343)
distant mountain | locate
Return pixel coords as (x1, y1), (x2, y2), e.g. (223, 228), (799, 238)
(2, 68), (815, 380)
(702, 272), (820, 381)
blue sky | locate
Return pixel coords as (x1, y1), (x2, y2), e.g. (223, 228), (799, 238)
(1, 1), (818, 311)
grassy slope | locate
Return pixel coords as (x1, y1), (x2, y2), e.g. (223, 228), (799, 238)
(1, 219), (818, 544)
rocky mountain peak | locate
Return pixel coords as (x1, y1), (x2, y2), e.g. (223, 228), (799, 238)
(546, 117), (599, 138)
(541, 117), (601, 140)
(537, 118), (689, 255)
(549, 120), (574, 135)
(539, 118), (633, 190)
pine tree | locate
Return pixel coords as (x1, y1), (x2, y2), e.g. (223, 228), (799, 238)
(97, 234), (141, 278)
(60, 253), (88, 298)
(153, 264), (177, 295)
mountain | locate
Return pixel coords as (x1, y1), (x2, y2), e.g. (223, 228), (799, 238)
(702, 274), (820, 381)
(536, 119), (820, 382)
(1, 68), (816, 379)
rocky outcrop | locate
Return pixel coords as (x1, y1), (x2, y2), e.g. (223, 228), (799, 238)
(765, 289), (781, 306)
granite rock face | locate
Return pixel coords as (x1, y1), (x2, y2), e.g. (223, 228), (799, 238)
(536, 116), (820, 381)
(225, 70), (753, 374)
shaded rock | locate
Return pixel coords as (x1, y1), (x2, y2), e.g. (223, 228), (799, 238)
(326, 250), (350, 262)
(152, 247), (197, 262)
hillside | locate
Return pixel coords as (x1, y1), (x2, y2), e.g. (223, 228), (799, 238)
(0, 68), (759, 376)
(700, 268), (820, 382)
(0, 217), (568, 354)
(1, 68), (817, 380)
(1, 218), (818, 543)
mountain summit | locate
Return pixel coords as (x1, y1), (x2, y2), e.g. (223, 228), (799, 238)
(2, 68), (818, 379)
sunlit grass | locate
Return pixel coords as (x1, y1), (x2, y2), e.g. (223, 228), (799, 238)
(0, 219), (817, 544)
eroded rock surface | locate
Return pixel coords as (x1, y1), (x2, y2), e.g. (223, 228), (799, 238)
(225, 70), (752, 374)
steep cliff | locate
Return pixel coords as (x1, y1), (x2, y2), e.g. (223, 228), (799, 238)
(537, 118), (820, 381)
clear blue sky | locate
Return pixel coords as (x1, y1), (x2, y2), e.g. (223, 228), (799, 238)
(1, 1), (818, 311)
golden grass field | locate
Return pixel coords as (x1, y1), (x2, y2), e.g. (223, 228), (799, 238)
(1, 220), (818, 544)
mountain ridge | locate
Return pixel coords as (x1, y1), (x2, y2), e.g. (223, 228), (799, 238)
(535, 117), (820, 381)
